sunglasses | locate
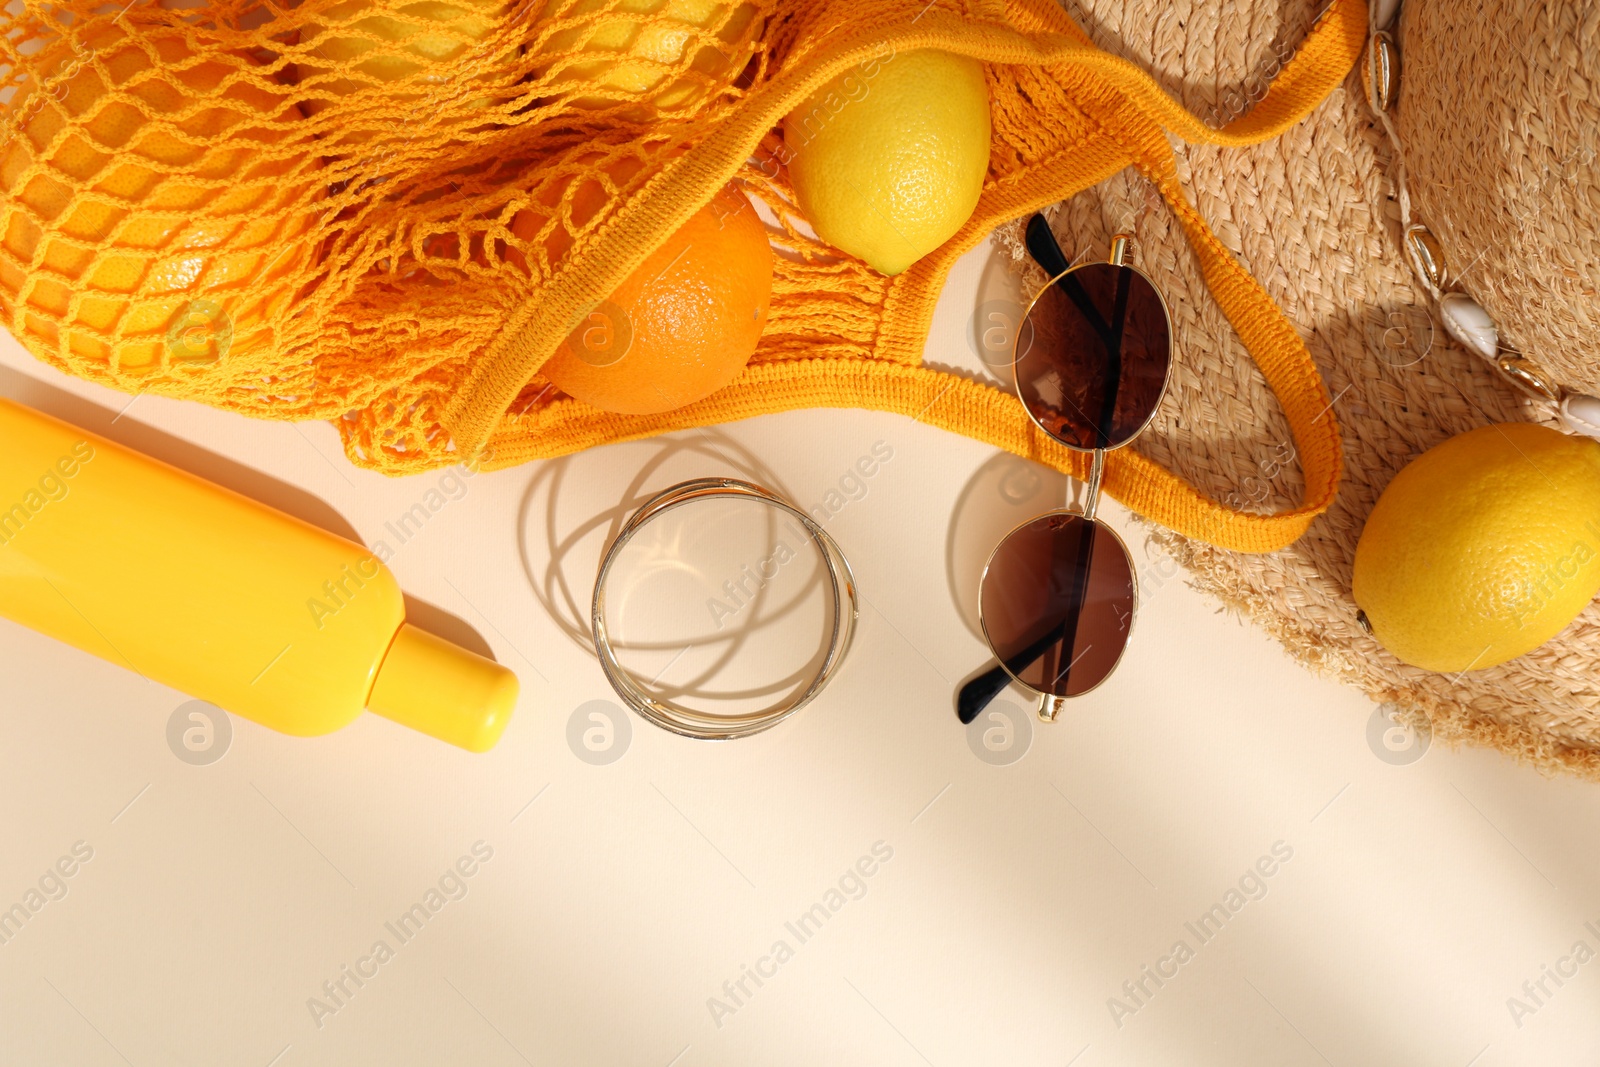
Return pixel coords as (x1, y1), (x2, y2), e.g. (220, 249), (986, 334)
(958, 214), (1173, 726)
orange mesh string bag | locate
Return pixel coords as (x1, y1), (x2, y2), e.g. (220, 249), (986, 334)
(0, 0), (1368, 554)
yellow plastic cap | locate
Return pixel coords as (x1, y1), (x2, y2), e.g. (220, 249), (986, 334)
(366, 623), (519, 752)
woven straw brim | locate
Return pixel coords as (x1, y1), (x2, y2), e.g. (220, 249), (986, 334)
(1399, 0), (1600, 395)
(996, 0), (1600, 778)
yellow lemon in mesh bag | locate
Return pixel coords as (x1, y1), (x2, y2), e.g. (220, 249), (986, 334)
(533, 0), (762, 114)
(1352, 423), (1600, 672)
(0, 25), (322, 374)
(782, 48), (990, 276)
(291, 0), (514, 118)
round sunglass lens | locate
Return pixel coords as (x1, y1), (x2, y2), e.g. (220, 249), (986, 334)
(980, 513), (1135, 698)
(1015, 261), (1170, 450)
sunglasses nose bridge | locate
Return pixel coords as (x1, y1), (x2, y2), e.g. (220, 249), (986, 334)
(1081, 447), (1105, 522)
(1037, 692), (1068, 722)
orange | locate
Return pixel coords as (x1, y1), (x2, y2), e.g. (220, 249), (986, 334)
(0, 25), (323, 374)
(515, 183), (771, 415)
(500, 149), (648, 283)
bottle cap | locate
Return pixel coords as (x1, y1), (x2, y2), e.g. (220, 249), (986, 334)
(366, 623), (518, 752)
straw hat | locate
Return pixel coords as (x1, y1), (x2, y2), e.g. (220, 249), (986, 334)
(995, 0), (1600, 775)
(1398, 0), (1600, 398)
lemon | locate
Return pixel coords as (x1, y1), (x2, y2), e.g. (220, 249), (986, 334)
(534, 0), (763, 114)
(293, 0), (513, 117)
(1352, 423), (1600, 672)
(782, 48), (989, 276)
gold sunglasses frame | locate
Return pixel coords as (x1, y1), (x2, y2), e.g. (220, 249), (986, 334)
(974, 234), (1175, 722)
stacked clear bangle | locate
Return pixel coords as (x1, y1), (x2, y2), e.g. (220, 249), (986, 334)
(590, 478), (859, 740)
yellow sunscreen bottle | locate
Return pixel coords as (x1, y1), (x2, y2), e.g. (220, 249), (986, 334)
(0, 398), (516, 751)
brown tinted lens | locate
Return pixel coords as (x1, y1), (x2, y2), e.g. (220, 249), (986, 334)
(1015, 262), (1170, 450)
(980, 514), (1135, 698)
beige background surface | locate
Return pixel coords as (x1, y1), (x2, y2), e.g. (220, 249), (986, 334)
(0, 236), (1598, 1066)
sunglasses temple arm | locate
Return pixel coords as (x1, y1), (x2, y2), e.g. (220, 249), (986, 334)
(957, 607), (1082, 724)
(1026, 216), (1126, 352)
(956, 630), (1065, 723)
(956, 663), (1014, 724)
(1025, 213), (1072, 276)
(1096, 270), (1132, 448)
(1022, 220), (1137, 396)
(956, 592), (1083, 724)
(956, 450), (1108, 725)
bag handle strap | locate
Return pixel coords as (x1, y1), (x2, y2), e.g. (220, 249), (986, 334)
(923, 0), (1363, 548)
(1014, 0), (1370, 148)
(955, 0), (1363, 548)
(469, 0), (1367, 553)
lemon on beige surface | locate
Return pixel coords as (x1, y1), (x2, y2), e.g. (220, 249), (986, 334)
(1352, 423), (1600, 672)
(0, 25), (321, 374)
(533, 0), (762, 114)
(781, 48), (990, 276)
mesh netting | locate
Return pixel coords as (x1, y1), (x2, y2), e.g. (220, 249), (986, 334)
(1, 0), (769, 465)
(1, 0), (1364, 572)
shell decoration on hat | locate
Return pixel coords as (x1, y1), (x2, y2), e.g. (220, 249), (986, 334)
(1362, 0), (1600, 439)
